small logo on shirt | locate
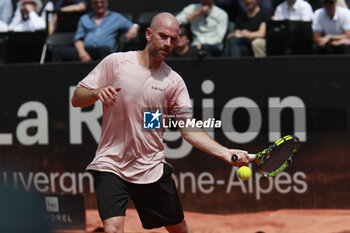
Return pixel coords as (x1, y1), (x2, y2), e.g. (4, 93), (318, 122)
(143, 109), (162, 129)
(151, 86), (165, 92)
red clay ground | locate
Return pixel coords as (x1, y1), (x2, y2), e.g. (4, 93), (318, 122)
(79, 209), (350, 233)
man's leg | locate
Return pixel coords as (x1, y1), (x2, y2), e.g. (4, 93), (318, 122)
(103, 216), (125, 233)
(85, 46), (111, 61)
(165, 219), (193, 233)
(251, 38), (266, 57)
(93, 171), (130, 233)
(51, 46), (79, 61)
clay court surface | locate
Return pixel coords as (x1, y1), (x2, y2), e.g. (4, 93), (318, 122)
(55, 209), (350, 233)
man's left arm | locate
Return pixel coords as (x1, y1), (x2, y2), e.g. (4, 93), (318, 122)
(178, 117), (250, 167)
(124, 23), (139, 41)
(240, 22), (266, 39)
(329, 31), (350, 45)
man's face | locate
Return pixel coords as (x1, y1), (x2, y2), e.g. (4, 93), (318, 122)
(91, 0), (108, 15)
(201, 0), (212, 6)
(245, 0), (259, 11)
(22, 0), (37, 9)
(22, 0), (37, 15)
(176, 28), (190, 47)
(323, 1), (336, 15)
(147, 22), (179, 61)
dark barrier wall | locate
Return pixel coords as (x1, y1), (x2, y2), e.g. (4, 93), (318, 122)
(1, 56), (350, 214)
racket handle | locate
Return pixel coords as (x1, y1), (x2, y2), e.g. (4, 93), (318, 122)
(231, 153), (256, 162)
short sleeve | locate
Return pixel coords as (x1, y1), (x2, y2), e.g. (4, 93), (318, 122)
(115, 13), (133, 31)
(312, 9), (323, 32)
(341, 9), (350, 31)
(74, 15), (86, 41)
(78, 54), (119, 89)
(176, 4), (196, 25)
(167, 76), (192, 116)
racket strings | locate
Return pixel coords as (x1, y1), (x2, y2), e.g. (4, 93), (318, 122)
(260, 140), (297, 173)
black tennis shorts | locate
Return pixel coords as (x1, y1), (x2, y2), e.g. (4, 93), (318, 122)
(92, 163), (184, 229)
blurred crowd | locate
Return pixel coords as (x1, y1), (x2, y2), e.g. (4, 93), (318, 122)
(1, 0), (350, 63)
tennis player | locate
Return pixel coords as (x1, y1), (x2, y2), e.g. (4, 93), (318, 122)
(71, 12), (250, 233)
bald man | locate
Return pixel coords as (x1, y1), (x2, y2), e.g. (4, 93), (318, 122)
(71, 12), (250, 233)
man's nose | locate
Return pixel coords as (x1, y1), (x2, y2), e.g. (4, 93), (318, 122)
(164, 38), (171, 46)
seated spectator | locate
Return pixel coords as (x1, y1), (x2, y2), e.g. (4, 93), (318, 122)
(216, 0), (273, 21)
(48, 0), (88, 35)
(0, 0), (13, 24)
(176, 0), (228, 57)
(170, 26), (198, 58)
(273, 0), (314, 21)
(51, 0), (139, 62)
(225, 0), (270, 57)
(312, 0), (350, 54)
(310, 0), (348, 11)
(8, 0), (46, 32)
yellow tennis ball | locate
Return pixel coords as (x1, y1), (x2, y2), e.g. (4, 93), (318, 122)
(237, 166), (252, 181)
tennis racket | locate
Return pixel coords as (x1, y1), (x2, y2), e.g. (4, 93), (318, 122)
(231, 135), (301, 177)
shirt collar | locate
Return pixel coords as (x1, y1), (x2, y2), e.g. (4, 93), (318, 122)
(332, 6), (340, 21)
(290, 0), (301, 11)
(89, 9), (111, 19)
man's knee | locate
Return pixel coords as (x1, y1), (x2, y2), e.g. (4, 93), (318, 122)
(251, 38), (266, 57)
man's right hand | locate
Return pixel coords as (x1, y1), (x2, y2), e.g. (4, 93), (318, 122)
(93, 87), (121, 106)
(78, 50), (92, 62)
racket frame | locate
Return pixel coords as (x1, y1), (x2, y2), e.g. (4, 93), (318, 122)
(231, 135), (301, 177)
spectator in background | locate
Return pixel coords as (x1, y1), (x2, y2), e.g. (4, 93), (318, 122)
(48, 0), (88, 35)
(0, 0), (13, 25)
(8, 0), (46, 31)
(170, 26), (198, 58)
(273, 0), (314, 21)
(216, 0), (272, 21)
(309, 0), (348, 13)
(312, 0), (350, 54)
(225, 0), (270, 57)
(176, 0), (228, 57)
(51, 0), (139, 62)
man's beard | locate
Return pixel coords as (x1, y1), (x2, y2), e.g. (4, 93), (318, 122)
(148, 43), (169, 60)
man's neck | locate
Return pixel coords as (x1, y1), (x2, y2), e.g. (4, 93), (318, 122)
(203, 3), (213, 7)
(137, 49), (162, 70)
(94, 11), (107, 20)
(327, 8), (336, 19)
(247, 6), (260, 18)
(288, 0), (297, 7)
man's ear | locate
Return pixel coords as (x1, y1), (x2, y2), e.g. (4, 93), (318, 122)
(146, 27), (152, 42)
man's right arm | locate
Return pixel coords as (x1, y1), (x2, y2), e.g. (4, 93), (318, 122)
(60, 2), (86, 12)
(71, 86), (121, 108)
(75, 40), (92, 62)
(313, 31), (328, 47)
